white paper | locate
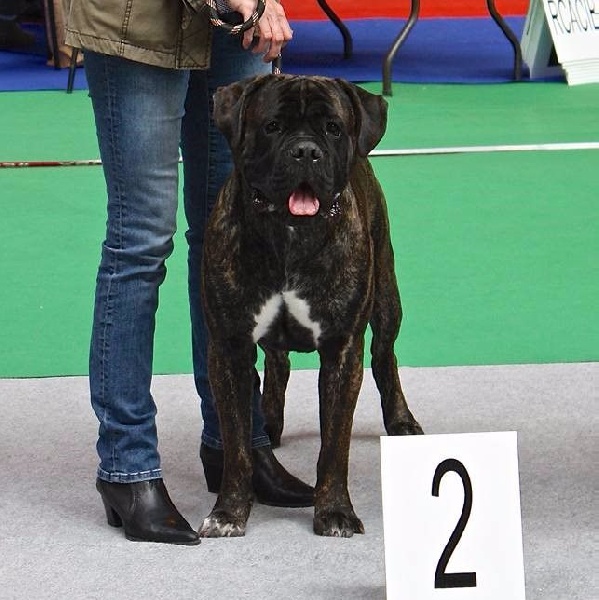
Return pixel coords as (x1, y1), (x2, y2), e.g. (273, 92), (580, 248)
(381, 432), (526, 600)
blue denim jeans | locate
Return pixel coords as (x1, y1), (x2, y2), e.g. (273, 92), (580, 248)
(86, 28), (270, 484)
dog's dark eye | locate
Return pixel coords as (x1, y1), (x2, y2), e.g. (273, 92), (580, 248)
(264, 121), (282, 135)
(325, 122), (342, 137)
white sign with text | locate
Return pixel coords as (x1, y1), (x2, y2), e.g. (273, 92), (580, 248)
(381, 431), (526, 599)
(541, 0), (599, 83)
(542, 0), (599, 61)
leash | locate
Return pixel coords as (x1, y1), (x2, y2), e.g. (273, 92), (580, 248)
(205, 0), (282, 74)
(205, 0), (265, 35)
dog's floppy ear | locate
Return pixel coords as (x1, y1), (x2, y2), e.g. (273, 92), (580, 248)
(213, 75), (271, 151)
(336, 80), (388, 157)
(213, 79), (248, 151)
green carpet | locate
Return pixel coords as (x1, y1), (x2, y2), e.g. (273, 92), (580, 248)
(0, 83), (598, 377)
(2, 83), (599, 162)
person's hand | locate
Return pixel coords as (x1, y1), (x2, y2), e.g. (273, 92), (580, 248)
(227, 0), (293, 62)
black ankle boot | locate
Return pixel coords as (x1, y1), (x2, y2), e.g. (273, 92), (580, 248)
(200, 443), (314, 508)
(96, 478), (200, 545)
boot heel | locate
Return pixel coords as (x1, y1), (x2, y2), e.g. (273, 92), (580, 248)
(102, 499), (123, 528)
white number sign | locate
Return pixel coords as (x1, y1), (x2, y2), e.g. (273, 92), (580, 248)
(381, 431), (526, 599)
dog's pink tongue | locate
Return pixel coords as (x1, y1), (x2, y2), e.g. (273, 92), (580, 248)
(288, 189), (320, 216)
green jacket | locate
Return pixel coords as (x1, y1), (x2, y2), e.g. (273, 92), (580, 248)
(65, 0), (213, 69)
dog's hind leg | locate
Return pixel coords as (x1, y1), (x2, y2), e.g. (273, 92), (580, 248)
(261, 348), (291, 447)
(370, 242), (423, 436)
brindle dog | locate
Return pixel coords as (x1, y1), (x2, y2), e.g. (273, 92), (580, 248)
(199, 74), (422, 538)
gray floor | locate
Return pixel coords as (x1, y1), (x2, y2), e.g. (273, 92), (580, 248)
(0, 363), (596, 599)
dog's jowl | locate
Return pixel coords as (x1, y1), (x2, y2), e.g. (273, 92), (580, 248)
(199, 74), (423, 539)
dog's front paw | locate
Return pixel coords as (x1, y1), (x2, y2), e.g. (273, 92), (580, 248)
(313, 509), (365, 538)
(387, 419), (424, 436)
(199, 510), (247, 538)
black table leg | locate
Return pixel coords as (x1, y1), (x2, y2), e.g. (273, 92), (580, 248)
(486, 0), (522, 80)
(317, 0), (353, 58)
(382, 0), (420, 96)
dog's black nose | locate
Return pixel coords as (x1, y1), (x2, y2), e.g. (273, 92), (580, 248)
(290, 141), (323, 162)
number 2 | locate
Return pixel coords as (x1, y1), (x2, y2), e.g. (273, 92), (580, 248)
(432, 458), (477, 588)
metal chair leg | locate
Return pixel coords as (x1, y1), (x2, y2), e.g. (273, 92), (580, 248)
(66, 47), (79, 93)
(382, 0), (420, 96)
(486, 0), (522, 80)
(317, 0), (353, 59)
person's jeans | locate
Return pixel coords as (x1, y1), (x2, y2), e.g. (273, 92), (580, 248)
(86, 27), (270, 484)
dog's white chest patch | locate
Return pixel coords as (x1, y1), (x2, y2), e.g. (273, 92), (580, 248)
(252, 294), (283, 343)
(252, 290), (322, 346)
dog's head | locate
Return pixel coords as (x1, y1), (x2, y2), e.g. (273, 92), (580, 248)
(213, 74), (387, 222)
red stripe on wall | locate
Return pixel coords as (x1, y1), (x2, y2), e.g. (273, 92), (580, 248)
(284, 1), (529, 20)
